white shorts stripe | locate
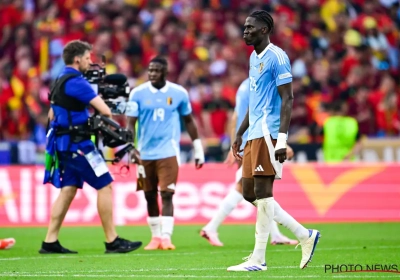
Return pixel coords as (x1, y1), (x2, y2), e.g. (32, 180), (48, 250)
(235, 166), (243, 183)
(264, 135), (283, 179)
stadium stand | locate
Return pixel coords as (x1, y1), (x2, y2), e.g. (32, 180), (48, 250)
(0, 0), (399, 164)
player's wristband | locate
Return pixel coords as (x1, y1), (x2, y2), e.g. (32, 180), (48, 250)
(193, 139), (205, 164)
(193, 139), (202, 150)
(277, 133), (287, 141)
(275, 133), (287, 150)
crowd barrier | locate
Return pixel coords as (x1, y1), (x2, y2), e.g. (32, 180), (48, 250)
(0, 163), (399, 226)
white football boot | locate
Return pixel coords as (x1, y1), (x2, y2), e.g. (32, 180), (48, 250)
(227, 254), (267, 272)
(297, 229), (321, 269)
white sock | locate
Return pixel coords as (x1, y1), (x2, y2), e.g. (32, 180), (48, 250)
(251, 197), (274, 263)
(252, 200), (287, 240)
(273, 200), (309, 242)
(147, 216), (161, 238)
(161, 216), (174, 239)
(270, 221), (281, 240)
(203, 189), (243, 232)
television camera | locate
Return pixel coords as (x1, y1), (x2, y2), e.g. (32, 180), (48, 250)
(83, 60), (137, 166)
(83, 61), (131, 114)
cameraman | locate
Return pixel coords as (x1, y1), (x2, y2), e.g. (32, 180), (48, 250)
(41, 40), (142, 254)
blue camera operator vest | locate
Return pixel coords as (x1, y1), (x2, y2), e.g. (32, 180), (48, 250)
(49, 69), (95, 152)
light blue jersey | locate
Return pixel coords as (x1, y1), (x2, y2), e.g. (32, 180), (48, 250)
(235, 78), (250, 151)
(248, 43), (292, 140)
(126, 81), (192, 160)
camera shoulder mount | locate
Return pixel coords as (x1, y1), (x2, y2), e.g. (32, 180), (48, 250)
(88, 114), (135, 164)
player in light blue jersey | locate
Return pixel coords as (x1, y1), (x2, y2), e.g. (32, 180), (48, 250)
(126, 56), (205, 250)
(201, 78), (297, 247)
(228, 11), (320, 272)
(235, 79), (250, 152)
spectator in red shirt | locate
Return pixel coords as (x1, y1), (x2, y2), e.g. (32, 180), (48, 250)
(368, 74), (397, 114)
(348, 86), (377, 136)
(201, 81), (233, 138)
(376, 92), (400, 136)
(2, 99), (30, 141)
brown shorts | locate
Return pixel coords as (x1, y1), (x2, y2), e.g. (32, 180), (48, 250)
(242, 137), (277, 178)
(136, 156), (179, 193)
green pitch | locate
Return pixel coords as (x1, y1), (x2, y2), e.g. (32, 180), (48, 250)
(1, 223), (400, 279)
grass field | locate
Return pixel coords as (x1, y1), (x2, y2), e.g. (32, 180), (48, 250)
(0, 223), (400, 279)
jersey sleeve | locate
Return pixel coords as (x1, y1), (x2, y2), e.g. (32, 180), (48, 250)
(65, 78), (97, 105)
(125, 88), (140, 117)
(272, 52), (293, 87)
(178, 87), (192, 116)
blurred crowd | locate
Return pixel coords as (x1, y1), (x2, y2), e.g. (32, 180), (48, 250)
(0, 0), (400, 149)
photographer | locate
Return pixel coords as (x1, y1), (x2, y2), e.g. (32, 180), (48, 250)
(41, 40), (142, 254)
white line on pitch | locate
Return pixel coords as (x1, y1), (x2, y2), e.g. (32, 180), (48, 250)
(0, 274), (398, 278)
(233, 245), (400, 254)
(0, 245), (398, 262)
(6, 266), (324, 274)
(0, 251), (197, 261)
